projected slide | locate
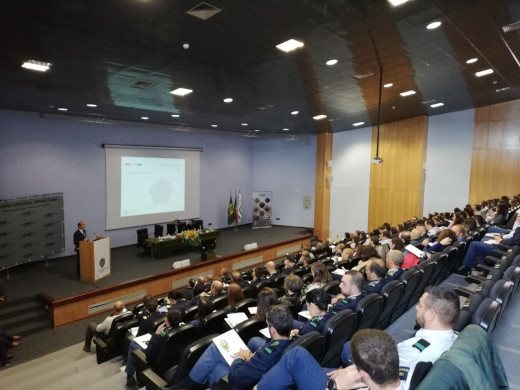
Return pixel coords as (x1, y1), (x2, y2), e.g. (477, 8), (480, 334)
(121, 157), (185, 217)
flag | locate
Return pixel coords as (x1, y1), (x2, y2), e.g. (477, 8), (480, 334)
(228, 192), (234, 225)
(234, 191), (238, 224)
(236, 191), (242, 223)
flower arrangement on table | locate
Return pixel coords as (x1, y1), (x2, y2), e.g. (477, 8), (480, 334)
(181, 230), (201, 247)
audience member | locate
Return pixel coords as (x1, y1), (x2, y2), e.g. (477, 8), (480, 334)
(282, 255), (297, 275)
(190, 296), (214, 328)
(385, 250), (404, 281)
(227, 283), (244, 307)
(305, 262), (332, 292)
(173, 305), (293, 390)
(279, 274), (303, 309)
(83, 300), (125, 352)
(362, 259), (388, 294)
(0, 330), (21, 368)
(331, 270), (365, 312)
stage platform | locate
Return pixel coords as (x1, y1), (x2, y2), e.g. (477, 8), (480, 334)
(1, 224), (312, 327)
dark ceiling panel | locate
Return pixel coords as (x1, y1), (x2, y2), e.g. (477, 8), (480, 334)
(0, 0), (520, 135)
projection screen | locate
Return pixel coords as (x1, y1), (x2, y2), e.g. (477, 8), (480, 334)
(105, 145), (201, 230)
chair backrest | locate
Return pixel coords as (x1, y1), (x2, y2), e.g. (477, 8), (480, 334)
(211, 295), (229, 311)
(355, 293), (384, 330)
(201, 308), (230, 335)
(451, 241), (467, 271)
(133, 302), (144, 315)
(254, 279), (275, 292)
(441, 246), (458, 280)
(373, 280), (404, 330)
(488, 280), (513, 310)
(166, 223), (175, 235)
(108, 312), (135, 337)
(242, 286), (256, 299)
(322, 280), (341, 296)
(291, 268), (307, 278)
(136, 228), (148, 246)
(232, 298), (257, 315)
(301, 273), (314, 285)
(108, 317), (139, 353)
(273, 274), (286, 292)
(150, 324), (201, 375)
(320, 309), (357, 367)
(391, 268), (421, 322)
(154, 224), (164, 238)
(234, 317), (266, 344)
(472, 297), (501, 334)
(168, 333), (218, 385)
(503, 266), (520, 294)
(431, 252), (449, 285)
(184, 305), (198, 322)
(179, 221), (187, 231)
(194, 219), (203, 229)
(408, 259), (436, 309)
(283, 331), (325, 363)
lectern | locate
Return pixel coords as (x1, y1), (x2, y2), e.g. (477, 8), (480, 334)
(79, 236), (111, 282)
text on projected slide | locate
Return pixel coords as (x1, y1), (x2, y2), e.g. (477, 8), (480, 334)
(121, 156), (185, 217)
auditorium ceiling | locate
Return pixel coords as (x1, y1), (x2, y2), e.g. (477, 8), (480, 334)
(1, 0), (520, 136)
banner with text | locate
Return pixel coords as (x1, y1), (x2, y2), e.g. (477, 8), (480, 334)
(252, 191), (272, 229)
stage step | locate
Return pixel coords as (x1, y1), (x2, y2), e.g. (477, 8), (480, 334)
(0, 295), (52, 337)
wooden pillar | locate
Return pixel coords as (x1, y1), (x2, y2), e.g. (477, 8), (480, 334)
(314, 132), (333, 241)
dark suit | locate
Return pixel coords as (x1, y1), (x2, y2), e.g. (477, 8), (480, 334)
(73, 228), (87, 278)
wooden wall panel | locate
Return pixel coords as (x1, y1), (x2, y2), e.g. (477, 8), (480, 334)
(469, 100), (520, 204)
(314, 132), (332, 240)
(368, 116), (428, 230)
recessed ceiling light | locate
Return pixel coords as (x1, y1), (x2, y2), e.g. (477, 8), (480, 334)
(241, 123), (248, 126)
(313, 114), (327, 120)
(430, 103), (444, 108)
(426, 21), (442, 30)
(170, 87), (193, 96)
(283, 128), (290, 131)
(276, 39), (304, 53)
(171, 114), (180, 118)
(254, 129), (261, 132)
(223, 98), (233, 103)
(496, 87), (510, 93)
(291, 111), (299, 115)
(475, 69), (494, 77)
(353, 122), (365, 127)
(86, 104), (97, 108)
(326, 59), (338, 66)
(58, 107), (68, 111)
(384, 83), (393, 88)
(466, 58), (478, 64)
(141, 116), (149, 120)
(388, 0), (410, 6)
(21, 60), (52, 72)
(400, 90), (416, 97)
(211, 124), (218, 128)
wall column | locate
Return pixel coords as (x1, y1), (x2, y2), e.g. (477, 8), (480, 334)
(314, 132), (333, 240)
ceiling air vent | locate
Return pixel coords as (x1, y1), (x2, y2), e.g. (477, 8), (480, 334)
(502, 21), (520, 33)
(352, 71), (374, 80)
(132, 81), (152, 89)
(256, 104), (274, 110)
(187, 2), (222, 20)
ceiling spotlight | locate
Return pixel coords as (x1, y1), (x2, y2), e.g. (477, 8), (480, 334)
(183, 43), (190, 50)
(86, 104), (97, 108)
(388, 0), (410, 6)
(171, 114), (180, 118)
(283, 128), (290, 131)
(58, 107), (68, 111)
(276, 39), (304, 52)
(21, 60), (52, 72)
(426, 21), (442, 30)
(313, 114), (327, 120)
(466, 58), (478, 64)
(430, 103), (444, 108)
(254, 129), (261, 132)
(383, 83), (393, 88)
(211, 124), (218, 128)
(400, 90), (416, 97)
(291, 110), (299, 115)
(170, 88), (193, 96)
(353, 122), (365, 127)
(475, 69), (494, 77)
(241, 123), (248, 126)
(141, 116), (149, 120)
(326, 59), (338, 66)
(223, 98), (233, 103)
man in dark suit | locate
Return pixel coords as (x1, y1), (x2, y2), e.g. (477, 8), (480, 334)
(73, 221), (89, 278)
